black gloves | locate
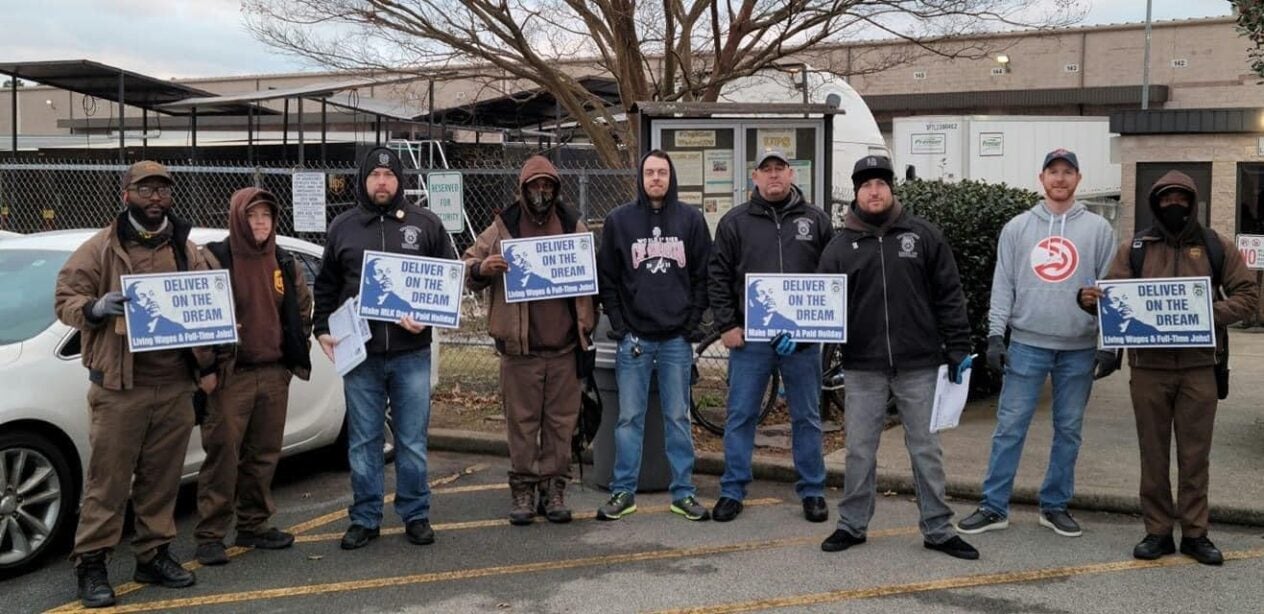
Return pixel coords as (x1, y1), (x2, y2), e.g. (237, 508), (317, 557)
(90, 291), (128, 319)
(986, 335), (1008, 373)
(1093, 349), (1121, 380)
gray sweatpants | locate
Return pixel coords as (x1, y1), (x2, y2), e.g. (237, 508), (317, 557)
(835, 367), (954, 544)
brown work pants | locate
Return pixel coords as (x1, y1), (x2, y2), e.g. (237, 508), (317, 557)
(73, 383), (195, 562)
(195, 364), (291, 543)
(1129, 366), (1218, 538)
(500, 353), (580, 483)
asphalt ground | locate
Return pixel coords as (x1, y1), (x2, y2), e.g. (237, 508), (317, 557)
(5, 450), (1263, 613)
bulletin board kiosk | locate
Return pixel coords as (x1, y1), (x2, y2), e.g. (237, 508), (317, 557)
(632, 101), (843, 233)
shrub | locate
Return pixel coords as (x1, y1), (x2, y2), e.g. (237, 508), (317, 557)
(897, 179), (1039, 393)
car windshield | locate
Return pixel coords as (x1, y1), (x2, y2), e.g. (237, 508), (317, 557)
(0, 249), (72, 344)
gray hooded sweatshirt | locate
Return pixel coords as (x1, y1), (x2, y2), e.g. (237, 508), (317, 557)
(988, 200), (1117, 350)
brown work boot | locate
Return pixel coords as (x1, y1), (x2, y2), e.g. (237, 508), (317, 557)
(539, 476), (573, 524)
(508, 476), (536, 526)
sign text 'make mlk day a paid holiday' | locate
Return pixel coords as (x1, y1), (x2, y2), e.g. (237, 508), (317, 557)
(522, 236), (591, 298)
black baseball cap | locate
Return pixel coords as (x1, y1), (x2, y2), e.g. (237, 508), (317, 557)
(755, 149), (791, 168)
(1042, 148), (1079, 171)
(851, 155), (895, 186)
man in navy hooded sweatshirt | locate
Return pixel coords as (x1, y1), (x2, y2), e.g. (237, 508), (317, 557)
(595, 150), (713, 522)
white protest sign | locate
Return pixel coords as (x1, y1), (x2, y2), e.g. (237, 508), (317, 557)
(357, 251), (465, 328)
(501, 232), (598, 303)
(1097, 276), (1216, 349)
(744, 274), (847, 342)
(121, 270), (239, 353)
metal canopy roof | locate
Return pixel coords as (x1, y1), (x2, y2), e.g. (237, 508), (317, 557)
(415, 77), (623, 130)
(632, 101), (844, 116)
(156, 76), (420, 116)
(0, 59), (261, 115)
(1110, 108), (1264, 135)
(863, 85), (1170, 113)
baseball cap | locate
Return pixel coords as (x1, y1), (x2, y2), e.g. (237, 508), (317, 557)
(851, 155), (895, 185)
(1042, 148), (1079, 171)
(755, 149), (791, 168)
(123, 160), (173, 186)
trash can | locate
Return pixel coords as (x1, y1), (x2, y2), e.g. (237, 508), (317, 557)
(586, 314), (673, 492)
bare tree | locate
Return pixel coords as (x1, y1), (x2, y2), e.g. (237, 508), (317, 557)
(245, 0), (1082, 166)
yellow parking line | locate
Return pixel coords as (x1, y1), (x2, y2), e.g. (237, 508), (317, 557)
(650, 547), (1264, 613)
(293, 497), (784, 543)
(45, 463), (489, 613)
(66, 526), (923, 613)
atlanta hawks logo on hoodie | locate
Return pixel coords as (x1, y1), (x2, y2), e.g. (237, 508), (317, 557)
(631, 226), (687, 274)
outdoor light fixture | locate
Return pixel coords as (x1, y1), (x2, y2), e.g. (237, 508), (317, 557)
(995, 54), (1011, 73)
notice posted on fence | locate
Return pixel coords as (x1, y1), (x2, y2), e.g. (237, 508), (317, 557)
(292, 172), (327, 232)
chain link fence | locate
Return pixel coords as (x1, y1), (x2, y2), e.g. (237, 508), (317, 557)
(0, 157), (636, 396)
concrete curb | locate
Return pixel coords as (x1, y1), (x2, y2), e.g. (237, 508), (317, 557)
(428, 427), (1264, 528)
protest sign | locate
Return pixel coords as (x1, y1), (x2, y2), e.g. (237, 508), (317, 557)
(1097, 276), (1216, 349)
(501, 232), (599, 303)
(744, 274), (847, 342)
(121, 270), (238, 353)
(357, 251), (464, 328)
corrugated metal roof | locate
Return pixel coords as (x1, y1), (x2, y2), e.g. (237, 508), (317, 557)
(864, 85), (1169, 112)
(1110, 108), (1264, 134)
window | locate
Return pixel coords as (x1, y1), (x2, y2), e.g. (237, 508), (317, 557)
(294, 252), (321, 292)
(1236, 163), (1264, 234)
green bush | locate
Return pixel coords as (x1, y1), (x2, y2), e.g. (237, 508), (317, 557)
(897, 179), (1038, 392)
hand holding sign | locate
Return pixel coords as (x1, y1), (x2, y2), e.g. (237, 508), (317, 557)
(399, 314), (428, 334)
(480, 253), (509, 276)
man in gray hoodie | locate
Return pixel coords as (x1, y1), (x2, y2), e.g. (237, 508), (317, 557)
(956, 149), (1117, 538)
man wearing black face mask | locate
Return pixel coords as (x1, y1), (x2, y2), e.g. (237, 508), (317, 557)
(463, 155), (596, 526)
(1079, 171), (1257, 566)
(55, 161), (215, 607)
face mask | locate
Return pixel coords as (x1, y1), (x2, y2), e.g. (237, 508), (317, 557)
(527, 186), (555, 215)
(1157, 205), (1190, 233)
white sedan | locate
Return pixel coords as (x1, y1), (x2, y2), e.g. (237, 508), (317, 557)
(0, 228), (367, 575)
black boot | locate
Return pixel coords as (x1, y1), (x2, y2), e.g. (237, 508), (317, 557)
(1132, 533), (1175, 560)
(509, 475), (536, 526)
(75, 551), (116, 608)
(539, 477), (573, 524)
(1180, 535), (1224, 566)
(133, 545), (196, 588)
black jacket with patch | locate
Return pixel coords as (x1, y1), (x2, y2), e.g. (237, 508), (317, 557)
(817, 201), (970, 371)
(707, 186), (833, 332)
(312, 147), (457, 354)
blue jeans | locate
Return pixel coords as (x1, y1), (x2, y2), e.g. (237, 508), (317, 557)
(720, 341), (825, 501)
(611, 335), (697, 500)
(980, 340), (1095, 516)
(343, 348), (432, 528)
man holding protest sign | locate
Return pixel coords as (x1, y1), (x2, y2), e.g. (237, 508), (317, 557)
(463, 154), (597, 526)
(194, 188), (313, 566)
(55, 161), (215, 607)
(313, 147), (455, 550)
(595, 150), (713, 522)
(816, 155), (978, 560)
(707, 149), (833, 524)
(958, 149), (1117, 540)
(1079, 171), (1257, 565)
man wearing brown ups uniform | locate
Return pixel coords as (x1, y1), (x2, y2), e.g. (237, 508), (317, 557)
(463, 154), (596, 526)
(194, 187), (313, 565)
(1080, 170), (1258, 566)
(54, 161), (215, 608)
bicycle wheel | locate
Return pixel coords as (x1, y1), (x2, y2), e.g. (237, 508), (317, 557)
(819, 342), (846, 426)
(690, 331), (780, 436)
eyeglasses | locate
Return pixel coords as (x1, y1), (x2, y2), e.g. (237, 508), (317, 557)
(130, 185), (173, 198)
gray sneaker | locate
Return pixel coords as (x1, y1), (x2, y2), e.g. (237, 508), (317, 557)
(1039, 509), (1083, 537)
(596, 492), (637, 520)
(670, 496), (710, 521)
(955, 508), (1009, 535)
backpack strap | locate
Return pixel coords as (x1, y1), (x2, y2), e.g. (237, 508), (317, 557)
(1129, 228), (1224, 291)
(1128, 230), (1149, 279)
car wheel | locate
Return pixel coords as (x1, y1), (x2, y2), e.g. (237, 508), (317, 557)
(0, 431), (77, 574)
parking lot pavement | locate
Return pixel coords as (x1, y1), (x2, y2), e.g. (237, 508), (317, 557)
(5, 450), (1263, 613)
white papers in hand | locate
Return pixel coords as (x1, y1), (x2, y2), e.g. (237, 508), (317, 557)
(930, 364), (971, 433)
(330, 297), (370, 377)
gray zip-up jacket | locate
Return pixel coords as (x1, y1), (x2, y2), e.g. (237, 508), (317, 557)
(988, 200), (1116, 350)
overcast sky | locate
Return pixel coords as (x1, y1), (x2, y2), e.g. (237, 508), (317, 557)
(1, 0), (1236, 80)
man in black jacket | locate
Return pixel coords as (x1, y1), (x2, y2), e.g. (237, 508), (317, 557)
(817, 155), (978, 560)
(595, 150), (713, 522)
(707, 150), (832, 524)
(312, 147), (456, 550)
